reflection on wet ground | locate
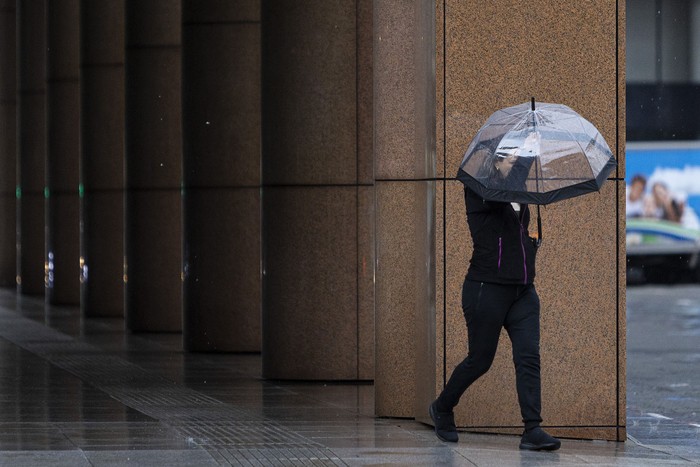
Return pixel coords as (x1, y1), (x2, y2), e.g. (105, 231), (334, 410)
(626, 285), (700, 465)
(0, 287), (697, 465)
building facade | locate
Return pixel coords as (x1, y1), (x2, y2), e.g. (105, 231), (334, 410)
(626, 0), (700, 140)
(0, 0), (626, 441)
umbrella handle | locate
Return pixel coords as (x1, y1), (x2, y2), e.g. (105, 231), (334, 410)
(536, 204), (543, 247)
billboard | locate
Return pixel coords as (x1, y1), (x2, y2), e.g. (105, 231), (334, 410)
(626, 142), (700, 282)
(626, 142), (700, 230)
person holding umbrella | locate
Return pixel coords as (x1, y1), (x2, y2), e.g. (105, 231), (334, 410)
(429, 144), (559, 450)
(429, 100), (617, 450)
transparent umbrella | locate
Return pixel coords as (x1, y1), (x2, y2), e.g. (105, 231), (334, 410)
(456, 99), (617, 206)
(456, 98), (617, 245)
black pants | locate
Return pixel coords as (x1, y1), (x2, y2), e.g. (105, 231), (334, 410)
(436, 279), (543, 430)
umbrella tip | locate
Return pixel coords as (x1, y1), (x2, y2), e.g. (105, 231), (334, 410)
(531, 97), (535, 111)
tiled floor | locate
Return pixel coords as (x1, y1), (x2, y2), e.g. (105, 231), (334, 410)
(0, 288), (697, 466)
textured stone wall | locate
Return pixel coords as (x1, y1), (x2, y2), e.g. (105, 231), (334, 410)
(376, 0), (625, 441)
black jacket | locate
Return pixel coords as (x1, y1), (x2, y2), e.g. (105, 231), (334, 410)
(464, 187), (538, 285)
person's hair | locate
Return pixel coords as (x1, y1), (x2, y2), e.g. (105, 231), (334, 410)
(631, 174), (646, 186)
(476, 151), (501, 181)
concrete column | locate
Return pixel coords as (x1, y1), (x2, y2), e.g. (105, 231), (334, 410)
(434, 0), (625, 441)
(181, 1), (261, 351)
(690, 0), (700, 83)
(0, 1), (17, 286)
(16, 0), (46, 296)
(261, 0), (374, 380)
(373, 0), (436, 418)
(374, 0), (626, 441)
(80, 0), (125, 317)
(626, 0), (655, 83)
(46, 0), (80, 305)
(659, 1), (690, 83)
(124, 0), (182, 332)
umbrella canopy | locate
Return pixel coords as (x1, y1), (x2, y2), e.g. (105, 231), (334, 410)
(456, 100), (617, 205)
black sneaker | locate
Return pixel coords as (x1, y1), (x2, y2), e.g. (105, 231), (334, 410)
(429, 400), (458, 442)
(519, 427), (561, 451)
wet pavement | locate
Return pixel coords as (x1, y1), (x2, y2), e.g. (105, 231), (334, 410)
(0, 286), (696, 465)
(626, 284), (700, 464)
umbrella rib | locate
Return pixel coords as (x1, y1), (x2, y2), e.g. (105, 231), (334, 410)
(534, 156), (540, 195)
(526, 176), (600, 181)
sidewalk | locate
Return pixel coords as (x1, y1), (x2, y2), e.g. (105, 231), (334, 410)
(0, 288), (697, 466)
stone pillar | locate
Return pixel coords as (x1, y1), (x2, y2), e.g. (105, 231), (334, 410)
(435, 0), (625, 441)
(0, 1), (17, 286)
(374, 0), (626, 442)
(46, 0), (80, 305)
(124, 0), (182, 331)
(181, 1), (261, 351)
(373, 0), (436, 418)
(80, 0), (125, 317)
(625, 0), (655, 82)
(659, 1), (689, 82)
(16, 0), (46, 296)
(690, 0), (700, 82)
(261, 0), (374, 380)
